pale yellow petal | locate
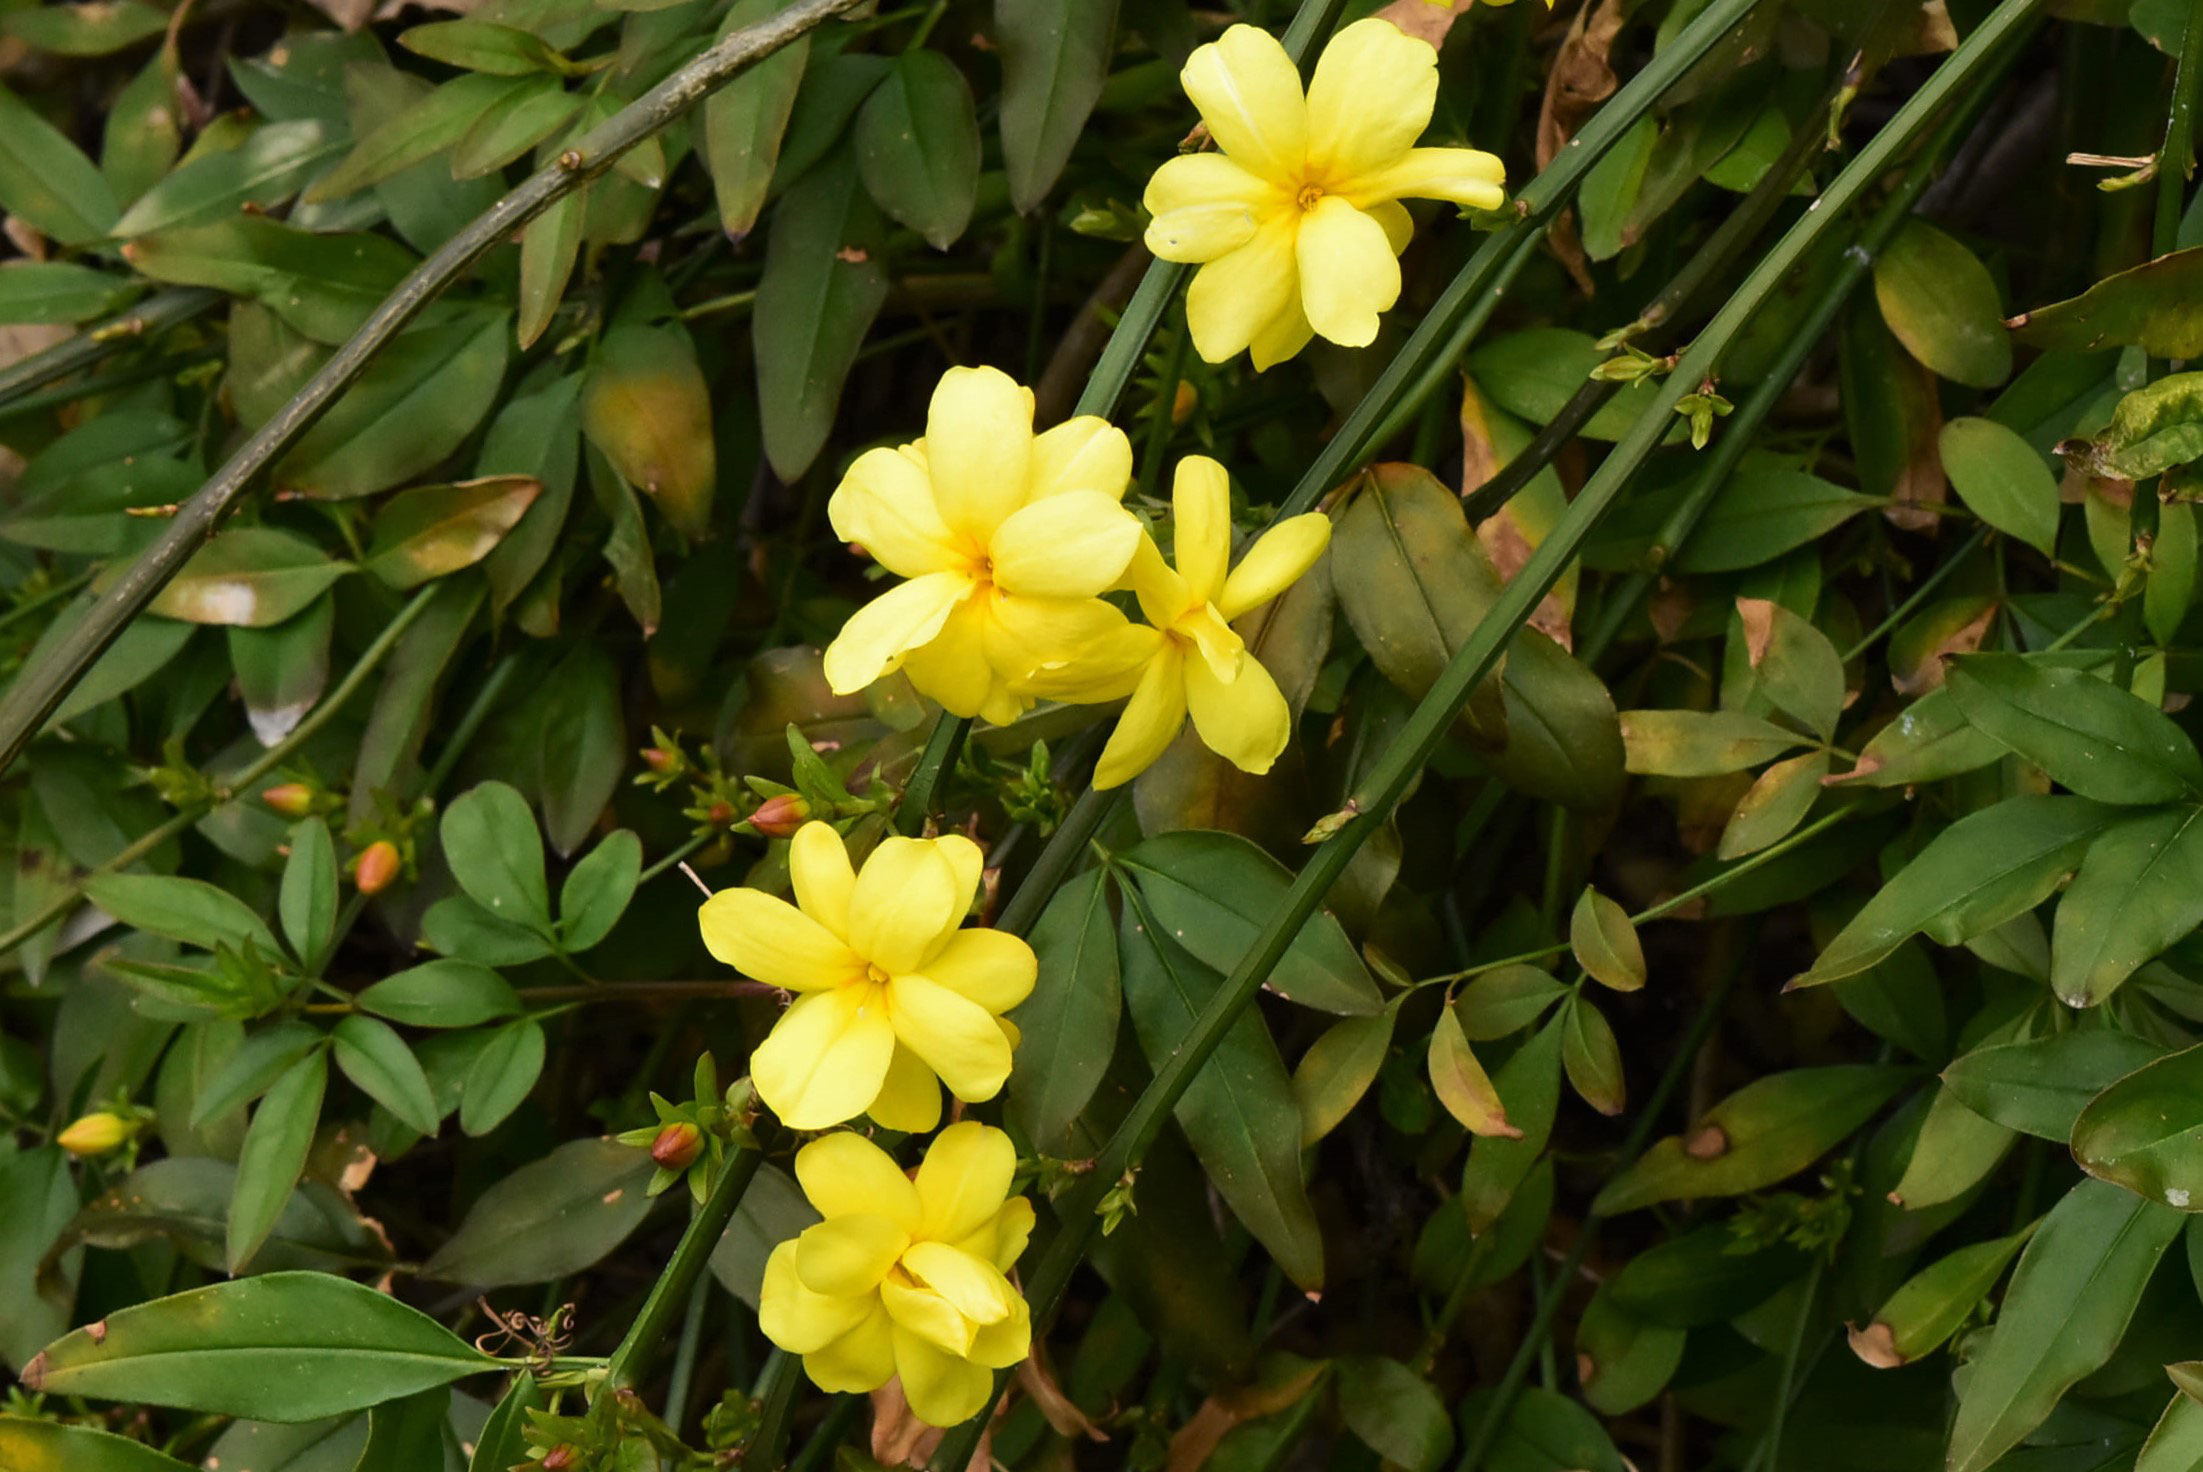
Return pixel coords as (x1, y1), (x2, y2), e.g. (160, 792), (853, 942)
(981, 590), (1140, 690)
(1185, 219), (1300, 365)
(827, 447), (964, 579)
(1179, 603), (1246, 683)
(1366, 198), (1413, 254)
(760, 1240), (873, 1354)
(1028, 416), (1134, 503)
(803, 1300), (897, 1394)
(880, 1275), (975, 1356)
(850, 838), (965, 974)
(1170, 455), (1234, 606)
(976, 1197), (1036, 1274)
(787, 821), (856, 940)
(822, 571), (972, 695)
(1181, 25), (1308, 185)
(900, 1241), (1015, 1326)
(867, 1044), (944, 1133)
(1142, 154), (1277, 263)
(899, 597), (1016, 722)
(1248, 294), (1317, 372)
(915, 1120), (1018, 1243)
(1013, 620), (1166, 704)
(1092, 648), (1189, 789)
(1343, 145), (1506, 212)
(885, 973), (1014, 1102)
(966, 1291), (1031, 1371)
(1295, 196), (1399, 348)
(893, 1326), (1000, 1427)
(925, 365), (1035, 541)
(752, 986), (896, 1130)
(698, 888), (862, 991)
(794, 1129), (921, 1230)
(1305, 19), (1437, 181)
(919, 929), (1036, 1014)
(1124, 534), (1193, 628)
(1186, 648), (1291, 775)
(795, 1214), (910, 1297)
(929, 834), (986, 954)
(1218, 513), (1332, 620)
(987, 490), (1142, 599)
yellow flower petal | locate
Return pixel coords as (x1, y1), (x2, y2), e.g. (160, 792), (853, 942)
(1123, 534), (1192, 628)
(1186, 218), (1300, 365)
(930, 834), (985, 952)
(822, 571), (971, 695)
(1305, 19), (1437, 181)
(924, 365), (1035, 542)
(899, 597), (1023, 723)
(697, 888), (862, 991)
(795, 1129), (921, 1230)
(1092, 647), (1190, 789)
(787, 821), (856, 940)
(1186, 647), (1291, 775)
(1366, 198), (1413, 254)
(915, 1120), (1018, 1243)
(752, 985), (896, 1129)
(1218, 512), (1332, 620)
(1182, 25), (1308, 186)
(900, 1241), (1015, 1326)
(1343, 145), (1506, 212)
(987, 489), (1142, 599)
(1248, 294), (1316, 372)
(890, 1324), (997, 1428)
(1143, 154), (1276, 263)
(760, 1240), (874, 1354)
(827, 447), (964, 579)
(868, 1044), (944, 1133)
(802, 1300), (897, 1394)
(982, 1198), (1037, 1273)
(1295, 196), (1400, 348)
(1029, 416), (1134, 503)
(1180, 603), (1246, 683)
(967, 1292), (1032, 1371)
(920, 929), (1036, 1014)
(1013, 619), (1165, 704)
(795, 1213), (911, 1297)
(880, 1274), (976, 1356)
(981, 590), (1142, 691)
(850, 838), (964, 974)
(886, 973), (1014, 1102)
(1171, 455), (1234, 606)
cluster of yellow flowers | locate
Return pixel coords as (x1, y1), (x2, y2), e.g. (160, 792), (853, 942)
(714, 14), (1507, 1429)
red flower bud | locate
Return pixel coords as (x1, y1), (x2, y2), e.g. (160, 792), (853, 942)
(540, 1446), (576, 1472)
(748, 794), (810, 838)
(706, 801), (737, 828)
(352, 840), (401, 896)
(261, 782), (315, 817)
(642, 746), (677, 774)
(651, 1121), (703, 1170)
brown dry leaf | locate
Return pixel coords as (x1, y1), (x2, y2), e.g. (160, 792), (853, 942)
(1375, 0), (1474, 46)
(1882, 354), (1947, 534)
(1848, 1320), (1907, 1369)
(1736, 597), (1777, 667)
(1015, 1350), (1106, 1442)
(1459, 375), (1507, 496)
(1890, 600), (1995, 696)
(1164, 1363), (1327, 1472)
(1648, 579), (1695, 643)
(1464, 379), (1575, 647)
(1536, 0), (1628, 170)
(871, 1380), (996, 1470)
(0, 322), (69, 376)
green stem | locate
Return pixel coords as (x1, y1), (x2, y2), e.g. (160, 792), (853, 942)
(605, 1146), (764, 1390)
(746, 1350), (805, 1469)
(663, 1276), (713, 1435)
(1840, 529), (1991, 662)
(640, 832), (714, 887)
(897, 713), (970, 833)
(0, 288), (220, 409)
(2154, 0), (2203, 259)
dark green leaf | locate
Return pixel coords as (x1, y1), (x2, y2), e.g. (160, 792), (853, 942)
(231, 596), (334, 745)
(855, 52), (980, 248)
(1009, 868), (1122, 1151)
(0, 261), (138, 325)
(280, 820), (338, 967)
(2051, 806), (2203, 1008)
(2012, 245), (2203, 360)
(1337, 1357), (1452, 1472)
(124, 218), (417, 344)
(114, 120), (345, 238)
(423, 1137), (655, 1286)
(1672, 459), (1881, 573)
(1, 0), (166, 55)
(754, 152), (887, 480)
(84, 872), (280, 955)
(332, 1015), (440, 1136)
(702, 0), (809, 237)
(225, 1050), (327, 1272)
(1939, 417), (2060, 556)
(1290, 1007), (1394, 1147)
(277, 310), (512, 499)
(559, 830), (641, 954)
(400, 20), (567, 75)
(468, 1372), (542, 1472)
(1569, 888), (1644, 993)
(2071, 1043), (2203, 1210)
(537, 645), (624, 858)
(1942, 1029), (2165, 1140)
(134, 528), (350, 629)
(0, 80), (121, 243)
(191, 1024), (325, 1128)
(459, 1018), (545, 1135)
(1948, 657), (2202, 803)
(356, 961), (521, 1029)
(996, 0), (1118, 213)
(441, 781), (551, 931)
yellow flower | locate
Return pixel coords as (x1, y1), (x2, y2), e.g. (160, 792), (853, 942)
(760, 1123), (1034, 1427)
(57, 1111), (136, 1157)
(823, 365), (1145, 724)
(1143, 19), (1506, 368)
(698, 822), (1034, 1131)
(1033, 456), (1329, 789)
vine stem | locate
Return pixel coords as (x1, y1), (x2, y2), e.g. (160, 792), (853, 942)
(2153, 0), (2203, 260)
(0, 0), (867, 779)
(604, 1145), (764, 1390)
(0, 287), (220, 409)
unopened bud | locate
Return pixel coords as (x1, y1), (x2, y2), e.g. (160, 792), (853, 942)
(748, 794), (810, 838)
(706, 800), (737, 828)
(352, 840), (401, 896)
(1171, 379), (1198, 425)
(641, 746), (678, 775)
(58, 1112), (135, 1157)
(261, 782), (315, 817)
(651, 1121), (703, 1170)
(540, 1447), (576, 1472)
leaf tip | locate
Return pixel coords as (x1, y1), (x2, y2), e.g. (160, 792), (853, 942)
(19, 1350), (47, 1389)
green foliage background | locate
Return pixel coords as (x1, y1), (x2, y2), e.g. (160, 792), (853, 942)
(7, 0), (2203, 1469)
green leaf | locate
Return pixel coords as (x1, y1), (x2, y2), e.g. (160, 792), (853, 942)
(422, 1137), (656, 1286)
(1428, 1002), (1516, 1137)
(1591, 1064), (1913, 1214)
(0, 81), (120, 244)
(356, 961), (521, 1030)
(280, 820), (338, 967)
(1453, 965), (1567, 1041)
(1290, 1007), (1394, 1148)
(1117, 830), (1380, 1016)
(353, 1388), (448, 1471)
(2051, 806), (2203, 1008)
(468, 1372), (543, 1472)
(311, 73), (516, 200)
(364, 476), (542, 590)
(1458, 1388), (1625, 1472)
(1941, 1029), (2165, 1140)
(707, 1165), (819, 1310)
(854, 52), (980, 249)
(191, 1023), (326, 1128)
(448, 76), (580, 179)
(559, 830), (641, 954)
(702, 0), (809, 236)
(1790, 796), (2119, 987)
(1606, 1225), (1805, 1327)
(1939, 416), (2060, 556)
(231, 595), (334, 745)
(1467, 328), (1672, 443)
(1560, 994), (1626, 1116)
(400, 19), (568, 75)
(1460, 1014), (1564, 1232)
(2071, 1043), (2203, 1210)
(135, 527), (350, 628)
(1851, 1227), (2033, 1368)
(1872, 219), (2011, 388)
(1336, 1357), (1452, 1472)
(21, 1272), (495, 1422)
(201, 1418), (366, 1472)
(226, 1049), (328, 1272)
(1946, 1180), (2183, 1472)
(124, 218), (418, 345)
(1575, 1287), (1685, 1415)
(2138, 1392), (2203, 1472)
(754, 152), (887, 480)
(587, 447), (662, 633)
(1948, 657), (2202, 803)
(54, 1157), (391, 1280)
(1672, 460), (1881, 573)
(2012, 245), (2203, 360)
(349, 577), (480, 826)
(1619, 708), (1806, 776)
(581, 323), (716, 542)
(1890, 1084), (2016, 1211)
(0, 1418), (196, 1471)
(103, 53), (183, 205)
(440, 781), (551, 931)
(1009, 868), (1122, 1151)
(331, 1015), (440, 1136)
(1717, 751), (1829, 860)
(114, 120), (345, 238)
(422, 896), (557, 967)
(1118, 896), (1324, 1291)
(277, 309), (512, 499)
(477, 375), (582, 617)
(537, 644), (625, 858)
(1837, 685), (2007, 788)
(459, 1017), (546, 1136)
(996, 0), (1118, 214)
(84, 872), (281, 955)
(1569, 888), (1644, 993)
(1734, 597), (1844, 740)
(516, 188), (583, 349)
(1, 0), (166, 55)
(2150, 499), (2197, 644)
(0, 1148), (78, 1371)
(0, 261), (139, 325)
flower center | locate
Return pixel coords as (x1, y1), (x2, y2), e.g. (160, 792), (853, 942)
(865, 963), (890, 985)
(1295, 183), (1325, 212)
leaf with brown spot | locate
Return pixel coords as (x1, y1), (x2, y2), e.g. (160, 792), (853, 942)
(581, 323), (717, 540)
(1889, 596), (1997, 696)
